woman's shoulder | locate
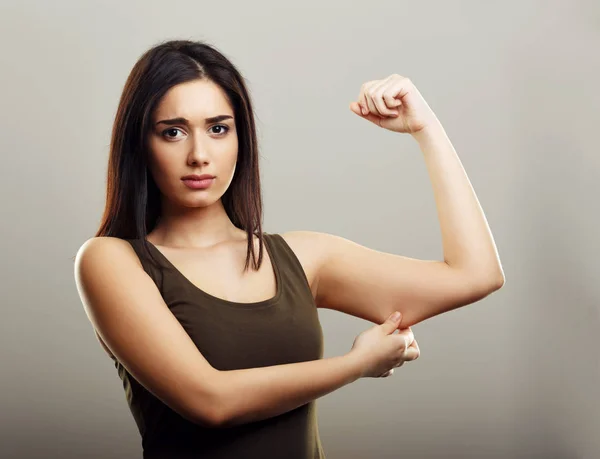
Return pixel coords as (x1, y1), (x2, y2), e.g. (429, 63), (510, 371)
(75, 236), (144, 271)
(276, 230), (324, 259)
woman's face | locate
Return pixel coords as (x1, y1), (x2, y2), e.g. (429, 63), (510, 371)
(147, 79), (238, 208)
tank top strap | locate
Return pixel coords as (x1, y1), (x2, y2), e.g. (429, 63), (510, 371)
(123, 234), (312, 303)
(124, 238), (165, 291)
(264, 232), (314, 304)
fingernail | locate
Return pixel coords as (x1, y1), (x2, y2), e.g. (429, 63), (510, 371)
(391, 311), (401, 321)
(362, 107), (368, 115)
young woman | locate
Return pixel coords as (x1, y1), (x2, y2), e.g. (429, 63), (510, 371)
(74, 39), (504, 459)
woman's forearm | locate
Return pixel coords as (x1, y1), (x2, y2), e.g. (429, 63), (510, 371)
(215, 353), (362, 428)
(412, 122), (504, 285)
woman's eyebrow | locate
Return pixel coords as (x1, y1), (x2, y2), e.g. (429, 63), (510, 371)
(155, 115), (233, 126)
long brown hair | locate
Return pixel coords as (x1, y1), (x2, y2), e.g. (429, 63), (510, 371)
(94, 39), (265, 271)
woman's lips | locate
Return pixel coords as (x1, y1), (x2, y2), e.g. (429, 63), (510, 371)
(182, 178), (215, 189)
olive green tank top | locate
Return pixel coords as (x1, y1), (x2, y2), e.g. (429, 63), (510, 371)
(114, 233), (326, 458)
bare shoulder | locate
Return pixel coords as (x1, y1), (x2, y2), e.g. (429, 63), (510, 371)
(75, 236), (142, 272)
(74, 236), (143, 316)
(278, 230), (333, 262)
(73, 235), (223, 426)
(74, 237), (144, 358)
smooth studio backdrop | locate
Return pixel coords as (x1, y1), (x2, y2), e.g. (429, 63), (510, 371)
(1, 1), (598, 458)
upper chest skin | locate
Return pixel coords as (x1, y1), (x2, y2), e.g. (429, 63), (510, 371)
(94, 233), (320, 359)
(151, 232), (319, 304)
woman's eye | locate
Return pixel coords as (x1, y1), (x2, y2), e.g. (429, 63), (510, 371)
(161, 124), (230, 140)
(210, 124), (230, 136)
(162, 128), (184, 139)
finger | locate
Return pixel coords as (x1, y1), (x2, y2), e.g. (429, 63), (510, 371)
(367, 79), (388, 116)
(371, 78), (399, 117)
(383, 74), (404, 110)
(359, 82), (371, 115)
(402, 348), (420, 361)
(398, 328), (414, 349)
(363, 82), (379, 116)
(382, 88), (402, 112)
(381, 311), (403, 334)
(352, 102), (380, 123)
(356, 85), (389, 126)
(383, 76), (413, 111)
(349, 101), (363, 116)
(409, 338), (419, 352)
(402, 341), (420, 361)
(361, 93), (370, 115)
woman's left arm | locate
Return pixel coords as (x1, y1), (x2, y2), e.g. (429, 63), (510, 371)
(412, 120), (504, 280)
(290, 75), (504, 328)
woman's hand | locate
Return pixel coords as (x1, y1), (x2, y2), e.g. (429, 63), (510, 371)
(348, 312), (421, 379)
(349, 74), (440, 135)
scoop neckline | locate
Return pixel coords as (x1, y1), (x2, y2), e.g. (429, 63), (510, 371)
(143, 232), (283, 308)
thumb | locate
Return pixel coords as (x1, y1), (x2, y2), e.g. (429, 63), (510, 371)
(381, 311), (402, 333)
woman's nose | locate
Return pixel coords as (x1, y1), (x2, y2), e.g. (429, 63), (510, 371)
(187, 135), (210, 165)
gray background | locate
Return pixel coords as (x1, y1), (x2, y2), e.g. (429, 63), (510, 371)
(1, 0), (598, 458)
